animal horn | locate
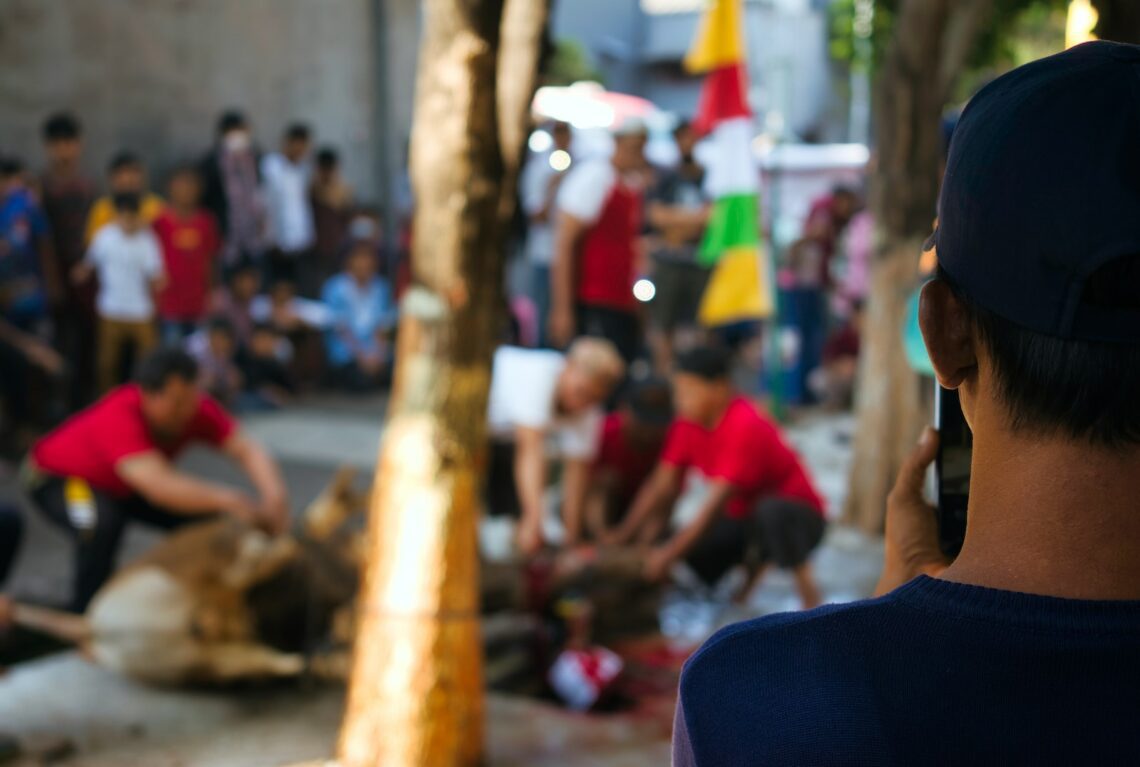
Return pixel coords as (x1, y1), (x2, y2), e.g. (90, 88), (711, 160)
(11, 603), (93, 644)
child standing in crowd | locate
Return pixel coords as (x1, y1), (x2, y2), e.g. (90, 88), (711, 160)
(321, 239), (397, 392)
(39, 112), (98, 409)
(84, 152), (165, 245)
(310, 146), (353, 286)
(154, 166), (221, 344)
(75, 192), (166, 393)
(262, 123), (315, 292)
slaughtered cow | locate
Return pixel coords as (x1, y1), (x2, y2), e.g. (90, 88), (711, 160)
(12, 469), (662, 687)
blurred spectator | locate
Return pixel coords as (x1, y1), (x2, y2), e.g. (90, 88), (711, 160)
(645, 119), (711, 374)
(321, 240), (397, 392)
(154, 166), (221, 345)
(583, 377), (673, 541)
(310, 146), (353, 284)
(251, 275), (331, 387)
(808, 299), (863, 410)
(262, 123), (315, 293)
(75, 192), (165, 393)
(209, 258), (260, 348)
(550, 119), (648, 364)
(1, 157), (53, 331)
(237, 322), (294, 412)
(519, 120), (572, 347)
(194, 316), (242, 407)
(835, 208), (872, 316)
(39, 112), (97, 409)
(83, 152), (165, 245)
(199, 110), (264, 266)
(782, 185), (859, 404)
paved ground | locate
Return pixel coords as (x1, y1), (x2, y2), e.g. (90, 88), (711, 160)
(0, 397), (880, 766)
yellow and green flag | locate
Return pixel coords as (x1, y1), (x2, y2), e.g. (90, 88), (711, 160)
(686, 0), (774, 326)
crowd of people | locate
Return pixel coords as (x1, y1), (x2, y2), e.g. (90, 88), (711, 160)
(0, 110), (400, 461)
(0, 105), (869, 620)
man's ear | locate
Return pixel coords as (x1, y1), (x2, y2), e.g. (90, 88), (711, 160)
(919, 279), (977, 389)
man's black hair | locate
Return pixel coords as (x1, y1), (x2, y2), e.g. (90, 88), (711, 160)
(169, 163), (201, 182)
(0, 156), (22, 177)
(251, 321), (278, 337)
(42, 112), (81, 142)
(108, 151), (141, 175)
(136, 348), (199, 392)
(676, 347), (733, 382)
(285, 123), (311, 143)
(207, 316), (236, 337)
(112, 191), (142, 213)
(939, 263), (1140, 447)
(316, 147), (339, 168)
(225, 255), (260, 282)
(673, 118), (693, 138)
(217, 110), (247, 136)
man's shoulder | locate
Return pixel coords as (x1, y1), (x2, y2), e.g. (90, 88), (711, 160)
(682, 597), (900, 698)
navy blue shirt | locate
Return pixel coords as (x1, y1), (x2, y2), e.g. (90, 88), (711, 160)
(674, 576), (1140, 766)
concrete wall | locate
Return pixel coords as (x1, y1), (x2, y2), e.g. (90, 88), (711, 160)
(0, 0), (418, 203)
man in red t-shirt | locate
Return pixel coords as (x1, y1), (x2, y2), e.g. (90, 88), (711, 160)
(610, 347), (826, 609)
(23, 348), (290, 611)
(548, 118), (649, 363)
(583, 377), (673, 540)
(154, 166), (222, 344)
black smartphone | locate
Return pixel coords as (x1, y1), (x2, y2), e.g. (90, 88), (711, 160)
(933, 384), (971, 558)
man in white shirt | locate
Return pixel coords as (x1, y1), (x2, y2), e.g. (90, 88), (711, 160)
(486, 337), (626, 555)
(519, 121), (572, 346)
(261, 123), (316, 293)
(74, 191), (166, 393)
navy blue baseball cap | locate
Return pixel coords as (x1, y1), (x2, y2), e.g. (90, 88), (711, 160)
(931, 41), (1140, 342)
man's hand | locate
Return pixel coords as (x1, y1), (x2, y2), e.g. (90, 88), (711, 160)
(0, 595), (13, 632)
(875, 426), (951, 596)
(257, 496), (291, 536)
(643, 546), (673, 583)
(218, 489), (261, 528)
(548, 305), (575, 349)
(515, 517), (545, 558)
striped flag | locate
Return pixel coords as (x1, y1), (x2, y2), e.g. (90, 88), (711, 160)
(686, 0), (774, 326)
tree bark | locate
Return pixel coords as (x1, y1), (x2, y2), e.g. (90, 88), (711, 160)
(336, 2), (548, 765)
(1092, 0), (1140, 43)
(844, 0), (992, 534)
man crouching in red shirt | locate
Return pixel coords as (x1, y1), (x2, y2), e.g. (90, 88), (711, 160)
(608, 347), (827, 609)
(22, 348), (290, 611)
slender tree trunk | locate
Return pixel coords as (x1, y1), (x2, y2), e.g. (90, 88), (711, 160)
(337, 2), (548, 765)
(1092, 0), (1140, 43)
(844, 0), (991, 533)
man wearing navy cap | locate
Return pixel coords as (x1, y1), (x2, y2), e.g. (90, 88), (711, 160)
(674, 41), (1140, 765)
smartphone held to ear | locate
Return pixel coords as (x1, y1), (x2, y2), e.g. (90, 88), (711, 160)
(934, 384), (972, 558)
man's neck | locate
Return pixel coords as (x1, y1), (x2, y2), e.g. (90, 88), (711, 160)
(943, 404), (1140, 600)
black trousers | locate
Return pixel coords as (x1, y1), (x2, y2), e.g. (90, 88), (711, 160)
(28, 475), (207, 612)
(0, 504), (23, 586)
(685, 497), (826, 586)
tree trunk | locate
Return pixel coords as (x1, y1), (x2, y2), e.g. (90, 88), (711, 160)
(844, 0), (991, 534)
(336, 2), (548, 765)
(1092, 0), (1140, 43)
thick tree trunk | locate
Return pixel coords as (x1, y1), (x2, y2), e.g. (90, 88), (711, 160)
(1093, 0), (1140, 43)
(844, 0), (991, 534)
(336, 2), (548, 765)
